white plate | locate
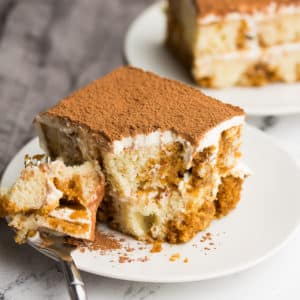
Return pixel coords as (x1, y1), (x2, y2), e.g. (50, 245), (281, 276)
(1, 126), (300, 283)
(124, 2), (300, 116)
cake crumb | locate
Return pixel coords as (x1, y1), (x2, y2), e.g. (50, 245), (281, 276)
(137, 256), (149, 262)
(67, 230), (154, 264)
(126, 247), (135, 253)
(119, 255), (132, 263)
(150, 241), (163, 253)
(183, 258), (189, 263)
(169, 253), (181, 262)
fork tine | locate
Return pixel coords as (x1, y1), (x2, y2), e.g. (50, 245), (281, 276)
(27, 240), (59, 262)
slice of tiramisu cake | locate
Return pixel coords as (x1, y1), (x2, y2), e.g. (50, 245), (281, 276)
(167, 0), (300, 88)
(34, 66), (249, 243)
(0, 157), (104, 243)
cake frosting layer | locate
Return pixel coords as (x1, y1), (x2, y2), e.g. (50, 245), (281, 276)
(113, 115), (245, 155)
(193, 42), (300, 87)
(38, 67), (244, 149)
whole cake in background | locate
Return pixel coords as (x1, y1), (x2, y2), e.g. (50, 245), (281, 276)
(166, 0), (300, 88)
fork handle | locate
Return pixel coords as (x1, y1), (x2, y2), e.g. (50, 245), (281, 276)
(60, 260), (88, 300)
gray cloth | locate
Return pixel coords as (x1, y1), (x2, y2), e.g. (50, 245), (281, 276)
(0, 0), (152, 176)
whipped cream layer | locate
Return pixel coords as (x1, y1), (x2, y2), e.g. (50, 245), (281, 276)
(112, 115), (245, 159)
(49, 207), (91, 224)
(193, 41), (300, 83)
(195, 41), (300, 65)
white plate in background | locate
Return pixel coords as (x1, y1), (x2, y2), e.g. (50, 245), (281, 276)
(124, 2), (300, 116)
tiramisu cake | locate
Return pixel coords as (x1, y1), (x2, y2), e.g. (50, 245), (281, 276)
(167, 0), (300, 88)
(0, 157), (104, 243)
(32, 66), (249, 243)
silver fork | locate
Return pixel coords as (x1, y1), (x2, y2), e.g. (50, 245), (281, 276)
(24, 155), (87, 299)
(28, 232), (88, 300)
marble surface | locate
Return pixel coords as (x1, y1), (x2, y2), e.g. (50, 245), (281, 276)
(0, 1), (300, 299)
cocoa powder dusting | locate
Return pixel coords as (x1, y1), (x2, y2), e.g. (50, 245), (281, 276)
(66, 230), (121, 253)
(42, 67), (244, 148)
(67, 230), (154, 264)
(86, 230), (121, 252)
(67, 229), (224, 264)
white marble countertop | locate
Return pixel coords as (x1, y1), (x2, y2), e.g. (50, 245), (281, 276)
(1, 230), (300, 300)
(0, 1), (300, 299)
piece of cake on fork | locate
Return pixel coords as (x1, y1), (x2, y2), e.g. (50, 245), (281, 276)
(34, 66), (249, 243)
(167, 0), (300, 88)
(0, 157), (104, 243)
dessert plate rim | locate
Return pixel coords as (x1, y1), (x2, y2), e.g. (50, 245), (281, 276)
(123, 1), (300, 116)
(1, 125), (300, 283)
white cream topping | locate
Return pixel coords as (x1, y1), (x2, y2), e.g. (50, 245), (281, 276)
(43, 160), (65, 207)
(49, 207), (91, 224)
(113, 130), (190, 155)
(112, 115), (245, 160)
(45, 178), (63, 207)
(32, 160), (93, 227)
(196, 115), (245, 151)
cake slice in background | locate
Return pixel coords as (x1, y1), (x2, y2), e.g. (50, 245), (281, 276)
(35, 66), (249, 243)
(166, 0), (300, 88)
(0, 158), (104, 243)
